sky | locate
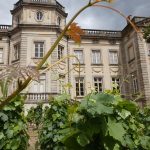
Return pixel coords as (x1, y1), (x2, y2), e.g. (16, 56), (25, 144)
(0, 0), (150, 30)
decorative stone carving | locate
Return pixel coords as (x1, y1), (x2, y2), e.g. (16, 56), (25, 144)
(110, 67), (119, 73)
(92, 67), (103, 73)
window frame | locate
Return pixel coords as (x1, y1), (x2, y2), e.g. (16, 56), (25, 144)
(12, 43), (20, 62)
(109, 50), (118, 65)
(36, 11), (44, 21)
(74, 50), (84, 64)
(111, 77), (120, 91)
(0, 48), (4, 64)
(34, 41), (44, 58)
(75, 77), (85, 97)
(59, 74), (65, 94)
(132, 77), (139, 94)
(58, 45), (64, 60)
(128, 44), (135, 62)
(57, 16), (61, 26)
(91, 50), (101, 65)
(93, 77), (103, 93)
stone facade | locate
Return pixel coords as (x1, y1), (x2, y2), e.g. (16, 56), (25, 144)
(0, 0), (150, 106)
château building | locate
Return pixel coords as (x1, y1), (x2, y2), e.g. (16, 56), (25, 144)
(0, 0), (150, 107)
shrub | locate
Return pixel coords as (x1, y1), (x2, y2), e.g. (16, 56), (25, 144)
(0, 95), (29, 150)
(38, 93), (150, 150)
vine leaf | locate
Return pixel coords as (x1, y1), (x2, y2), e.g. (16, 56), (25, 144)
(67, 23), (84, 43)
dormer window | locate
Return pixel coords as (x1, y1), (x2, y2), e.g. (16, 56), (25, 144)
(36, 11), (43, 21)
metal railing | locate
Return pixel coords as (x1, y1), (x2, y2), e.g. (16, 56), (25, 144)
(83, 29), (122, 38)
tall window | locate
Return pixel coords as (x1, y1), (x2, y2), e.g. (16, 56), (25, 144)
(74, 50), (84, 64)
(128, 45), (135, 61)
(112, 77), (120, 90)
(0, 48), (3, 63)
(36, 11), (43, 21)
(13, 44), (20, 61)
(59, 75), (65, 94)
(75, 77), (85, 96)
(92, 50), (101, 64)
(93, 77), (103, 92)
(132, 77), (138, 94)
(57, 17), (61, 26)
(109, 51), (118, 65)
(58, 45), (64, 60)
(32, 74), (46, 93)
(34, 42), (44, 58)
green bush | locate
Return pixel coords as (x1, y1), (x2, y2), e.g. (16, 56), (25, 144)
(38, 93), (150, 150)
(0, 95), (29, 150)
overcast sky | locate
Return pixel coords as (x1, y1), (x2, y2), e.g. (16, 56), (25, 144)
(0, 0), (150, 30)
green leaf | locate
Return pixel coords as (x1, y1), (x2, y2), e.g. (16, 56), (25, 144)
(0, 112), (8, 122)
(88, 93), (115, 104)
(6, 130), (14, 138)
(108, 117), (126, 143)
(0, 132), (4, 140)
(77, 134), (90, 147)
(118, 109), (131, 119)
(140, 136), (150, 149)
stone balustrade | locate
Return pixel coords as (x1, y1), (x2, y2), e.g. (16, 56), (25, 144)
(0, 25), (11, 32)
(21, 93), (58, 103)
(83, 29), (122, 38)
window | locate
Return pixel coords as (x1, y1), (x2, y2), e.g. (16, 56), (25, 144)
(36, 11), (43, 21)
(74, 50), (84, 64)
(92, 50), (101, 64)
(75, 77), (85, 96)
(0, 48), (3, 63)
(34, 42), (44, 58)
(148, 50), (150, 56)
(57, 17), (61, 26)
(93, 77), (103, 92)
(16, 15), (20, 25)
(112, 77), (120, 90)
(59, 75), (65, 94)
(13, 44), (20, 61)
(128, 45), (135, 61)
(109, 51), (118, 65)
(31, 74), (46, 93)
(132, 77), (139, 94)
(58, 45), (64, 60)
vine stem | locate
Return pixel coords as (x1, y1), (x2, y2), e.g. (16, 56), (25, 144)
(0, 0), (102, 109)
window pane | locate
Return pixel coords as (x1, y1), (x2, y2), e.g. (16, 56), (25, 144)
(109, 51), (118, 64)
(13, 44), (20, 60)
(94, 77), (103, 92)
(112, 77), (120, 90)
(34, 42), (44, 58)
(0, 48), (3, 63)
(75, 77), (85, 96)
(58, 45), (64, 60)
(74, 50), (83, 64)
(128, 45), (135, 61)
(92, 50), (101, 64)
